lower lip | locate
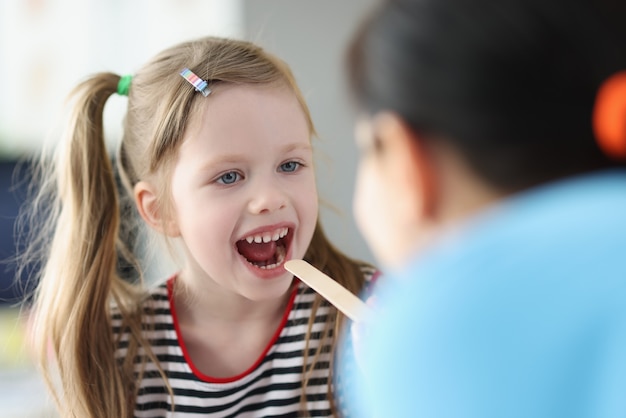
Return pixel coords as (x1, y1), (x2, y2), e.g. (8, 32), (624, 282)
(239, 245), (293, 280)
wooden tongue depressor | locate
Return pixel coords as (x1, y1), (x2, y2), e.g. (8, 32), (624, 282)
(284, 259), (371, 322)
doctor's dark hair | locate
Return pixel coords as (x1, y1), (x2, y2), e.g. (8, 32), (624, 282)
(347, 0), (626, 192)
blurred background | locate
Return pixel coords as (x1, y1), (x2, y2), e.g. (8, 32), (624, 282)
(0, 0), (377, 415)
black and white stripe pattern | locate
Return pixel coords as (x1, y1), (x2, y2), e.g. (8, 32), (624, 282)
(112, 269), (375, 418)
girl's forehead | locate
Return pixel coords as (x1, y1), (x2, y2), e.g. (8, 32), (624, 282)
(179, 84), (311, 158)
(191, 84), (307, 130)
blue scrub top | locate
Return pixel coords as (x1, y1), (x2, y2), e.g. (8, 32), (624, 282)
(346, 170), (626, 418)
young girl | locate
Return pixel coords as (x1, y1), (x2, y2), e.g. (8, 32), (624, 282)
(24, 36), (373, 417)
(344, 0), (626, 416)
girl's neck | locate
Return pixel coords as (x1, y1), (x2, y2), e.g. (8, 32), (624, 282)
(172, 270), (291, 325)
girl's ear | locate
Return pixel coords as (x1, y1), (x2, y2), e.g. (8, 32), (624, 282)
(134, 181), (180, 237)
(374, 112), (438, 223)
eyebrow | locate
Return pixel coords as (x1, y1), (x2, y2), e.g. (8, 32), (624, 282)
(200, 142), (313, 169)
(280, 142), (313, 154)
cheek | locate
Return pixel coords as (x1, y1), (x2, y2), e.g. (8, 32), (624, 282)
(354, 159), (386, 238)
(172, 189), (237, 251)
(353, 158), (402, 266)
(293, 175), (319, 242)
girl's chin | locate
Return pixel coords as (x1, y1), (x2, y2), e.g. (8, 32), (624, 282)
(239, 268), (296, 302)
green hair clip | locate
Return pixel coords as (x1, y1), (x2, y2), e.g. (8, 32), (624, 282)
(117, 74), (132, 96)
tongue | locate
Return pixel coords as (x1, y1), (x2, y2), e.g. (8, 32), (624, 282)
(237, 240), (277, 262)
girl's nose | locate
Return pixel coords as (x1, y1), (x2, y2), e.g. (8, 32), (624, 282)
(247, 177), (287, 214)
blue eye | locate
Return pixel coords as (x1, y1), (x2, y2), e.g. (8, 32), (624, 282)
(217, 171), (241, 185)
(280, 161), (301, 173)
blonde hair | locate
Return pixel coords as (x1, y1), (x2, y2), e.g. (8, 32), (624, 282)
(24, 36), (367, 417)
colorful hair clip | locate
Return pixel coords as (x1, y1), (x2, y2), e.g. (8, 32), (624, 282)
(180, 68), (211, 97)
(593, 71), (626, 160)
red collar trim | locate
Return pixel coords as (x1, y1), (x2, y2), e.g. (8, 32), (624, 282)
(166, 276), (298, 384)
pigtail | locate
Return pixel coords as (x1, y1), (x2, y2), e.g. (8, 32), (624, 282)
(30, 73), (131, 418)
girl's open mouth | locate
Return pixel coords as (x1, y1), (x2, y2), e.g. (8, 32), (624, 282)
(236, 227), (293, 270)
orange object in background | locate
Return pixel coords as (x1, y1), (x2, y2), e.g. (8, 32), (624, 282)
(593, 71), (626, 159)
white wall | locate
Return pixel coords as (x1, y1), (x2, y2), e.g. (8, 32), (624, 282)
(0, 0), (243, 155)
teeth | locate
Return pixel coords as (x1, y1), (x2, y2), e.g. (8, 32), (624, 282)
(243, 227), (289, 244)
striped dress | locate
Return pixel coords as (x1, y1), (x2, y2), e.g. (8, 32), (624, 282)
(113, 267), (375, 418)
